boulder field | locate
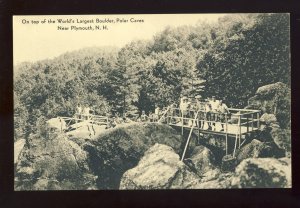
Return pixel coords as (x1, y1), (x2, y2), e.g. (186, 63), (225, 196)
(14, 82), (291, 190)
(15, 121), (291, 190)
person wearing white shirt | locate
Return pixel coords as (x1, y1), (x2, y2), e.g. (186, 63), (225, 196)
(195, 95), (205, 129)
(209, 96), (219, 129)
(153, 106), (160, 122)
(217, 99), (229, 131)
(205, 99), (212, 130)
(83, 106), (91, 120)
(180, 96), (190, 125)
(209, 96), (220, 112)
(75, 104), (82, 120)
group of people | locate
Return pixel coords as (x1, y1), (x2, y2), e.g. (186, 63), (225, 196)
(75, 104), (93, 120)
(74, 95), (230, 132)
(177, 95), (230, 131)
(136, 95), (230, 132)
(105, 112), (132, 129)
(137, 107), (165, 123)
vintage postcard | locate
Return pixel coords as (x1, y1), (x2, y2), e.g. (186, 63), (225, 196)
(13, 14), (291, 190)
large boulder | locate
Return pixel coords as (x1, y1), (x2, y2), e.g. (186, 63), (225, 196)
(260, 113), (278, 126)
(66, 121), (107, 140)
(186, 145), (217, 176)
(247, 82), (290, 129)
(83, 123), (187, 189)
(236, 139), (285, 164)
(192, 172), (233, 189)
(15, 132), (96, 190)
(221, 155), (237, 172)
(270, 128), (291, 155)
(46, 117), (67, 131)
(119, 144), (201, 189)
(257, 123), (290, 156)
(231, 158), (291, 188)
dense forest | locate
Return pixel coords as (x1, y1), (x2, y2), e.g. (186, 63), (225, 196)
(14, 13), (290, 141)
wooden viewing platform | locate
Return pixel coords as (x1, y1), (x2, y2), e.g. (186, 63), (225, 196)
(157, 107), (261, 160)
(61, 113), (109, 130)
(56, 107), (261, 161)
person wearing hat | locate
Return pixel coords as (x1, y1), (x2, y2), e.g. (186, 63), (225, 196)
(195, 95), (205, 129)
(217, 98), (229, 131)
(75, 103), (82, 121)
(83, 105), (91, 120)
(205, 98), (213, 130)
(153, 106), (160, 122)
(209, 96), (220, 130)
(180, 96), (190, 125)
(187, 96), (197, 126)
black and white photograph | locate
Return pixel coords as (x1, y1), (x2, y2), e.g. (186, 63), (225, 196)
(13, 13), (291, 190)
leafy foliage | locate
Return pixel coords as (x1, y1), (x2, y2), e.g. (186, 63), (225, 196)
(197, 14), (290, 107)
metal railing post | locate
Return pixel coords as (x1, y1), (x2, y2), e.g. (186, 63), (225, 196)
(246, 115), (249, 133)
(181, 111), (198, 161)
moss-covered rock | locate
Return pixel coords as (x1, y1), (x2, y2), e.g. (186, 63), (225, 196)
(270, 128), (291, 155)
(247, 82), (290, 129)
(231, 157), (291, 188)
(186, 145), (217, 176)
(236, 139), (285, 164)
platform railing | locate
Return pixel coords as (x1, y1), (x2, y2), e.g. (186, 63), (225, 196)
(160, 107), (260, 135)
(158, 107), (261, 159)
(61, 113), (109, 128)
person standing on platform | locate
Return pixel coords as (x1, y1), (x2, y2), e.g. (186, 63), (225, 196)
(209, 96), (220, 130)
(195, 95), (205, 129)
(180, 96), (190, 125)
(154, 106), (160, 122)
(217, 98), (229, 131)
(169, 102), (177, 124)
(149, 112), (153, 122)
(205, 99), (212, 130)
(83, 105), (91, 120)
(75, 104), (82, 121)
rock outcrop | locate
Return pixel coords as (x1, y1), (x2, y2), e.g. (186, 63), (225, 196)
(192, 172), (233, 189)
(46, 117), (67, 131)
(15, 132), (97, 190)
(119, 144), (201, 189)
(247, 82), (290, 129)
(83, 122), (188, 189)
(270, 128), (291, 155)
(186, 145), (217, 176)
(257, 119), (291, 156)
(260, 113), (278, 126)
(231, 157), (291, 188)
(236, 139), (285, 164)
(15, 111), (291, 190)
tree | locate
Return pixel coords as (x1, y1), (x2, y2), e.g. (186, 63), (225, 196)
(196, 13), (290, 107)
